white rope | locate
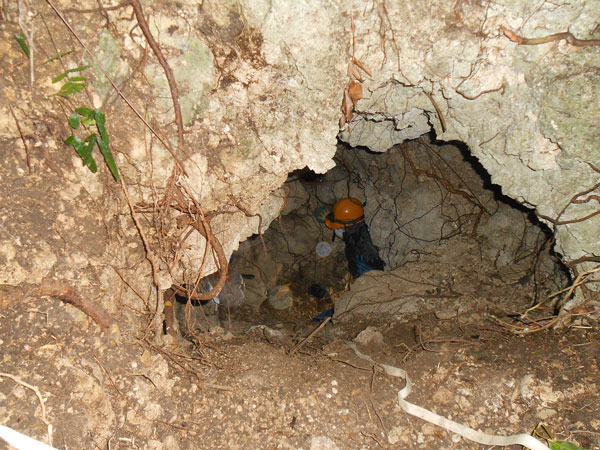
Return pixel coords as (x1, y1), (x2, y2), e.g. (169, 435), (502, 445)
(0, 425), (58, 450)
(345, 341), (548, 450)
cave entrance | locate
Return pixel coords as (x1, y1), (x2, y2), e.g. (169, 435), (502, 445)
(174, 137), (568, 336)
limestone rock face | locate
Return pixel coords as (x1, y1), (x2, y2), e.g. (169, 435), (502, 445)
(0, 0), (345, 314)
(336, 0), (600, 289)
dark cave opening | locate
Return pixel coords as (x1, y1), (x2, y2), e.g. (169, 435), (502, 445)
(173, 137), (570, 336)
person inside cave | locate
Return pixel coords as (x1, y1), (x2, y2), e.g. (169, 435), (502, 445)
(324, 197), (385, 279)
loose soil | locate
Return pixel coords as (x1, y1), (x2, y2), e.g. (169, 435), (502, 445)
(1, 267), (599, 450)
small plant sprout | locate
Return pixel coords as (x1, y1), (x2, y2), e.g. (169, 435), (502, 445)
(51, 64), (90, 97)
(65, 108), (119, 181)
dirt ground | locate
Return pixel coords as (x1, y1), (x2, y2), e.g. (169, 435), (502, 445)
(2, 255), (599, 450)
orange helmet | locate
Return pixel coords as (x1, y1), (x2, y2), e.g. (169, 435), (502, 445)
(325, 198), (365, 229)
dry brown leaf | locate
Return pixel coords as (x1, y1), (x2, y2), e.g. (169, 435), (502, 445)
(348, 80), (363, 104)
(342, 88), (354, 121)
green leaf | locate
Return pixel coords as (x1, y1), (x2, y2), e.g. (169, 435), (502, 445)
(93, 110), (119, 181)
(64, 135), (78, 146)
(68, 113), (81, 129)
(55, 80), (86, 96)
(549, 441), (588, 450)
(75, 107), (95, 118)
(65, 134), (97, 173)
(52, 72), (68, 83)
(65, 65), (90, 73)
(80, 135), (98, 173)
(52, 67), (89, 83)
(94, 134), (119, 181)
(94, 111), (109, 144)
(82, 117), (96, 127)
(15, 33), (30, 58)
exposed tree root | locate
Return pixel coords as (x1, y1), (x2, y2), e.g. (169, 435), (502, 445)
(0, 279), (114, 332)
(172, 214), (229, 301)
(228, 194), (268, 256)
(130, 0), (185, 152)
(501, 26), (600, 47)
(37, 279), (113, 331)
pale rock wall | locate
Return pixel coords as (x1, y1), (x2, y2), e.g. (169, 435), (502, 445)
(337, 0), (600, 288)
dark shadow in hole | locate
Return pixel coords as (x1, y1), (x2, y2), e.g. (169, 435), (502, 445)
(428, 131), (569, 283)
(286, 167), (325, 184)
(338, 132), (569, 280)
(428, 130), (554, 237)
